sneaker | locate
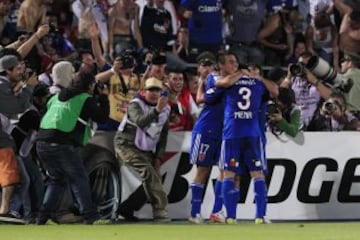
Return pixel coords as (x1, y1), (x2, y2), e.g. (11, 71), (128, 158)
(117, 207), (139, 222)
(209, 211), (225, 223)
(255, 216), (272, 224)
(0, 213), (25, 224)
(153, 216), (171, 223)
(188, 214), (203, 224)
(53, 213), (84, 224)
(225, 218), (237, 224)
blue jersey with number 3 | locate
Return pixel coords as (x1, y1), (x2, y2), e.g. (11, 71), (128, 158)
(223, 76), (267, 139)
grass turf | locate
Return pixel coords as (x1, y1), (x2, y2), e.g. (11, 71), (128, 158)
(1, 222), (360, 240)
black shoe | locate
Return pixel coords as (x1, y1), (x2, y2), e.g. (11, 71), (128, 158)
(117, 208), (139, 222)
(0, 213), (25, 224)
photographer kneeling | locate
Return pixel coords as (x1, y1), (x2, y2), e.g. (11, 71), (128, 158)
(307, 91), (359, 131)
(268, 87), (302, 137)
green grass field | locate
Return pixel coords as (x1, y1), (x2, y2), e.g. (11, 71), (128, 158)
(1, 222), (360, 240)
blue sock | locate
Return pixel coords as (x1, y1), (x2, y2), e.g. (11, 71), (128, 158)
(212, 180), (223, 213)
(190, 183), (204, 217)
(254, 178), (266, 219)
(222, 178), (236, 219)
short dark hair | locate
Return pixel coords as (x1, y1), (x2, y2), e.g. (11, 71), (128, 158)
(350, 10), (360, 23)
(216, 50), (238, 65)
(330, 91), (347, 110)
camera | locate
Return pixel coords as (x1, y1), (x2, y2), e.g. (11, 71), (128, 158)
(324, 101), (337, 112)
(161, 90), (168, 97)
(267, 101), (279, 115)
(306, 56), (353, 93)
(290, 63), (305, 76)
(120, 55), (135, 69)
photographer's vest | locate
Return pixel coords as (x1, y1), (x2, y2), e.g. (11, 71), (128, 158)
(118, 98), (170, 152)
(108, 73), (140, 122)
(40, 93), (92, 146)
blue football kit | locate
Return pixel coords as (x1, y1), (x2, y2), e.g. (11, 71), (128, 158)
(190, 72), (224, 167)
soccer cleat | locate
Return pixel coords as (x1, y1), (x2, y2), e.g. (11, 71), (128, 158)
(209, 211), (225, 223)
(225, 218), (237, 224)
(188, 214), (203, 224)
(255, 217), (272, 224)
(91, 219), (111, 225)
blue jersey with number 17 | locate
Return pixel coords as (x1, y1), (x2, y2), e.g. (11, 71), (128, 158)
(223, 76), (267, 139)
(192, 72), (224, 138)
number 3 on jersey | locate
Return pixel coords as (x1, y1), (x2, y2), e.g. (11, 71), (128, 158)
(237, 87), (251, 110)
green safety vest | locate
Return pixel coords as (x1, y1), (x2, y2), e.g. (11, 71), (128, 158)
(40, 93), (92, 146)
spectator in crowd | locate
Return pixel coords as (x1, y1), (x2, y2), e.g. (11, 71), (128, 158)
(284, 34), (306, 65)
(0, 0), (10, 39)
(9, 84), (49, 224)
(180, 0), (223, 62)
(333, 0), (360, 54)
(257, 5), (297, 66)
(268, 87), (302, 137)
(78, 50), (97, 75)
(224, 0), (266, 65)
(175, 27), (190, 61)
(307, 91), (359, 131)
(340, 52), (360, 118)
(309, 0), (333, 22)
(0, 113), (22, 224)
(281, 52), (324, 130)
(0, 54), (38, 224)
(17, 0), (47, 32)
(137, 0), (180, 36)
(35, 72), (109, 225)
(114, 77), (171, 222)
(184, 67), (198, 105)
(108, 0), (143, 59)
(141, 51), (168, 86)
(71, 0), (96, 51)
(140, 0), (175, 52)
(305, 13), (340, 71)
(166, 70), (198, 131)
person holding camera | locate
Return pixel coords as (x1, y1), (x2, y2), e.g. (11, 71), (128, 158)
(340, 52), (360, 118)
(35, 72), (110, 225)
(114, 77), (171, 222)
(281, 52), (324, 130)
(268, 87), (302, 137)
(307, 91), (359, 131)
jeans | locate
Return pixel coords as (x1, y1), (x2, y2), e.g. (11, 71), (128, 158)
(10, 155), (44, 220)
(36, 142), (98, 221)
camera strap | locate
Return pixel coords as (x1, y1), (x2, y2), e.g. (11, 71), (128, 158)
(118, 73), (129, 95)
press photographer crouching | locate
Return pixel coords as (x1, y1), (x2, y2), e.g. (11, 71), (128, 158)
(307, 91), (359, 131)
(268, 87), (302, 137)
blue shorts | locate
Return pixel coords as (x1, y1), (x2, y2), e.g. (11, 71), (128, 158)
(222, 137), (265, 175)
(189, 132), (221, 167)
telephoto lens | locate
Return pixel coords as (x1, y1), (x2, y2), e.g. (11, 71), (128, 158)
(289, 63), (305, 76)
(324, 101), (337, 112)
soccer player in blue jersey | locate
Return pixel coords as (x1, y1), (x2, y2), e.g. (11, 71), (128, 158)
(189, 52), (242, 224)
(216, 63), (278, 224)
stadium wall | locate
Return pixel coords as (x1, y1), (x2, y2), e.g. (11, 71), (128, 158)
(120, 132), (360, 220)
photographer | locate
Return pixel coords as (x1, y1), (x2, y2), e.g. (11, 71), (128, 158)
(307, 91), (359, 131)
(268, 87), (302, 137)
(340, 52), (360, 118)
(281, 52), (327, 130)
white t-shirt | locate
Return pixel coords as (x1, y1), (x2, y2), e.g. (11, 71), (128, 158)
(309, 0), (332, 17)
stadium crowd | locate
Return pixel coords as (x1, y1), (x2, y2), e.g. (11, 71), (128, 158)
(0, 0), (360, 225)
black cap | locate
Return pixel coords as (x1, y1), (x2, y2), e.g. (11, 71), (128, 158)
(196, 51), (216, 65)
